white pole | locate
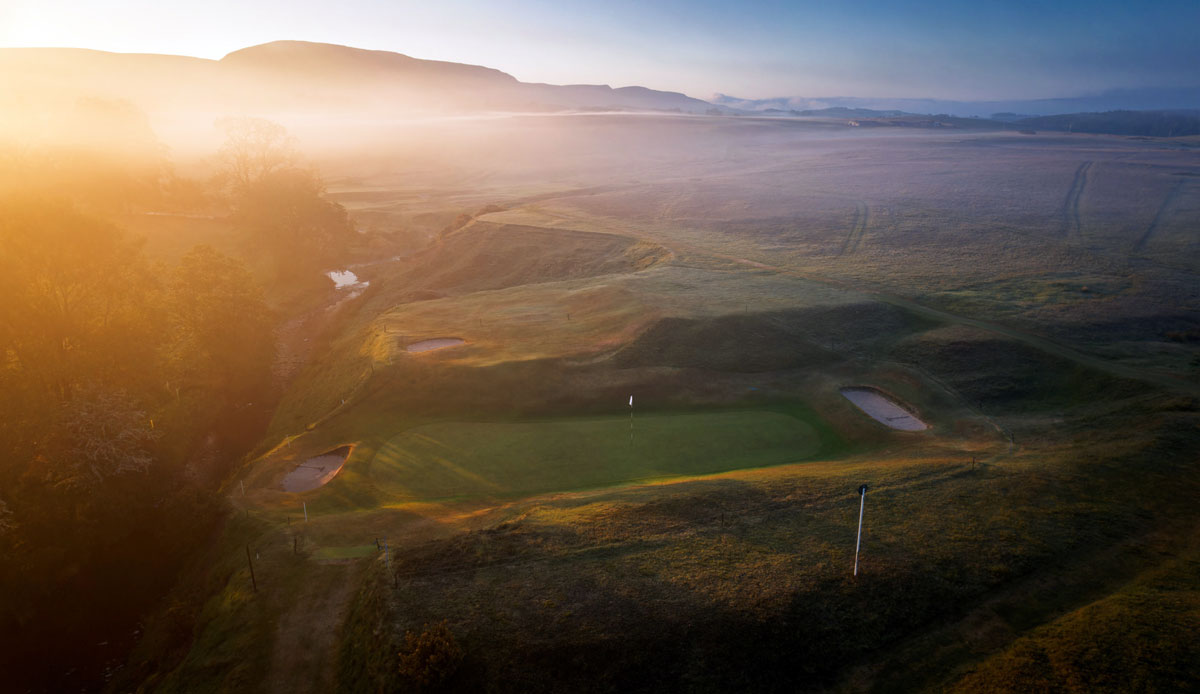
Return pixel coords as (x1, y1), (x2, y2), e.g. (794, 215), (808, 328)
(854, 485), (867, 576)
(240, 480), (245, 496)
(303, 502), (308, 522)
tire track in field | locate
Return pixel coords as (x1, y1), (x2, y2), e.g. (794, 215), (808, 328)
(498, 204), (1200, 396)
(1132, 178), (1187, 253)
(839, 201), (869, 255)
(671, 243), (1200, 396)
(1061, 161), (1092, 240)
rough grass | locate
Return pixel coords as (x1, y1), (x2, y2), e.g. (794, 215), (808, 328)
(131, 124), (1200, 693)
(892, 325), (1154, 414)
(385, 221), (668, 298)
(333, 394), (1200, 693)
(948, 536), (1200, 693)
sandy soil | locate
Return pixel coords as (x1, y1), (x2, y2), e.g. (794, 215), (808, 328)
(840, 387), (928, 431)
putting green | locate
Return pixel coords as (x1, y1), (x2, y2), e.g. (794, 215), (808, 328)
(370, 410), (822, 500)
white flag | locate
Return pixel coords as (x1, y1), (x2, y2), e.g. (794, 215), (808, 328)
(628, 395), (633, 407)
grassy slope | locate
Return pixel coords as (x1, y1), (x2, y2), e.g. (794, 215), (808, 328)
(336, 394), (1199, 693)
(123, 129), (1200, 693)
(946, 538), (1200, 693)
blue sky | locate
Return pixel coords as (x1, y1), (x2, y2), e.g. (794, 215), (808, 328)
(2, 0), (1197, 100)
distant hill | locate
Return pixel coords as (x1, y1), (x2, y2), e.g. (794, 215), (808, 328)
(5, 40), (1199, 147)
(1013, 110), (1200, 137)
(714, 87), (1200, 119)
(0, 41), (717, 122)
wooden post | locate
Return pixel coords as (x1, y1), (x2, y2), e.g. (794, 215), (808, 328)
(246, 545), (257, 592)
(293, 536), (298, 555)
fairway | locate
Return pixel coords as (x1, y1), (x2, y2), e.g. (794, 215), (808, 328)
(369, 410), (823, 500)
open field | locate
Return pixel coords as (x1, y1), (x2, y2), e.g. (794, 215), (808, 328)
(109, 116), (1200, 693)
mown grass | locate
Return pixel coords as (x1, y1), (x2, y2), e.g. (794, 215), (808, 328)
(369, 409), (828, 502)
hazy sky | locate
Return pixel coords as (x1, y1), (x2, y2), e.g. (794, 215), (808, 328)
(2, 0), (1197, 100)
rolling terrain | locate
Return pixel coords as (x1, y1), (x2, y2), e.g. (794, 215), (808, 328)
(90, 115), (1200, 693)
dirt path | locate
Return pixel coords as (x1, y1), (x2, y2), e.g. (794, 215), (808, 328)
(265, 561), (365, 694)
(258, 505), (498, 694)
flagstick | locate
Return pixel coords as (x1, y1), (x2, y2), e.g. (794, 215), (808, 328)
(853, 484), (868, 576)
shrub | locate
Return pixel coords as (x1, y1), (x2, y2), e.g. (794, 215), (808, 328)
(397, 621), (463, 692)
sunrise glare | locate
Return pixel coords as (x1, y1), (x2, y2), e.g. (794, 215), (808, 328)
(2, 2), (1198, 692)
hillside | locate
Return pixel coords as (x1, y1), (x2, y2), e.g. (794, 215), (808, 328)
(0, 40), (718, 134)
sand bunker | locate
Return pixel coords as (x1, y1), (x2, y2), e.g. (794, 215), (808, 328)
(840, 387), (928, 431)
(406, 338), (465, 353)
(281, 445), (352, 493)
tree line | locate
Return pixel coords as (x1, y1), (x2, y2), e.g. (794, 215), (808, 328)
(0, 111), (355, 690)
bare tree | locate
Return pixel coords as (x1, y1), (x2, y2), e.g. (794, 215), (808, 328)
(60, 386), (160, 484)
(214, 117), (298, 192)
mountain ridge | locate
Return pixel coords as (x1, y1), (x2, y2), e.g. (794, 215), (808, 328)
(3, 40), (1198, 140)
(0, 40), (716, 117)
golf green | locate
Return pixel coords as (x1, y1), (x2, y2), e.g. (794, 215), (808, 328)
(370, 410), (823, 500)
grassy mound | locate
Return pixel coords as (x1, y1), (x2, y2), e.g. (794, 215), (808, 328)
(613, 303), (930, 372)
(393, 222), (668, 296)
(614, 314), (836, 372)
(369, 410), (825, 501)
(892, 326), (1152, 413)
